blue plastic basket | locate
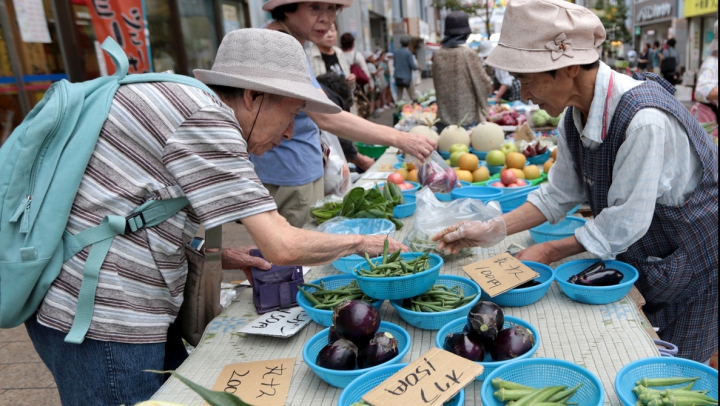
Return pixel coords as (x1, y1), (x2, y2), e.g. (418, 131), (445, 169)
(494, 186), (540, 213)
(378, 181), (420, 194)
(488, 164), (504, 175)
(435, 315), (541, 381)
(450, 186), (503, 203)
(438, 150), (451, 159)
(555, 259), (640, 305)
(487, 179), (533, 194)
(393, 162), (403, 170)
(302, 321), (411, 388)
(480, 358), (605, 406)
(436, 180), (472, 201)
(527, 150), (550, 165)
(480, 261), (554, 307)
(397, 154), (405, 162)
(393, 194), (416, 219)
(337, 363), (466, 406)
(614, 357), (719, 406)
(390, 275), (481, 330)
(353, 253), (443, 300)
(529, 217), (587, 243)
(296, 275), (384, 327)
(332, 255), (366, 274)
(469, 148), (488, 160)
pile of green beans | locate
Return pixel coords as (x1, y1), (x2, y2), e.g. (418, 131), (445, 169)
(357, 250), (431, 278)
(298, 280), (375, 310)
(492, 378), (583, 405)
(401, 285), (477, 312)
(633, 376), (717, 406)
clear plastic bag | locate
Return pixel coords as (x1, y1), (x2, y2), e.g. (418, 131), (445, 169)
(321, 131), (352, 197)
(403, 188), (502, 260)
(317, 216), (396, 236)
(406, 151), (459, 193)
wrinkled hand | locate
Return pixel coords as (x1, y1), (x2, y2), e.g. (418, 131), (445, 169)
(398, 131), (436, 159)
(515, 243), (554, 265)
(431, 218), (507, 255)
(359, 235), (409, 257)
(215, 246), (272, 272)
(346, 73), (356, 84)
(353, 154), (375, 171)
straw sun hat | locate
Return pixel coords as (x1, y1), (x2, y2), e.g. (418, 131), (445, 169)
(262, 0), (353, 12)
(486, 0), (606, 73)
(194, 29), (340, 114)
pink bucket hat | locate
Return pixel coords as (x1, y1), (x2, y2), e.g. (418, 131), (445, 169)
(486, 0), (606, 73)
(262, 0), (353, 12)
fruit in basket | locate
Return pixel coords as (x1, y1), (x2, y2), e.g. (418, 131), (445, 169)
(458, 153), (479, 171)
(387, 172), (405, 185)
(506, 152), (527, 169)
(523, 165), (541, 180)
(490, 325), (535, 361)
(544, 159), (554, 174)
(486, 150), (506, 166)
(407, 169), (418, 182)
(438, 126), (470, 152)
(397, 182), (414, 190)
(444, 332), (486, 361)
(467, 301), (505, 343)
(450, 143), (470, 154)
(500, 142), (518, 155)
(532, 109), (550, 127)
(510, 168), (526, 180)
(450, 151), (465, 167)
(395, 169), (409, 180)
(316, 339), (359, 370)
(473, 166), (490, 182)
(409, 125), (439, 142)
(501, 169), (517, 186)
(471, 122), (505, 151)
(332, 300), (380, 348)
(357, 332), (399, 369)
(456, 170), (473, 183)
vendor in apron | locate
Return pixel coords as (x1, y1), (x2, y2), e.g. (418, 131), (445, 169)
(432, 0), (718, 363)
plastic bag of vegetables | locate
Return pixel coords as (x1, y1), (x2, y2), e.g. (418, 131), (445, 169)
(406, 151), (459, 193)
(403, 188), (502, 260)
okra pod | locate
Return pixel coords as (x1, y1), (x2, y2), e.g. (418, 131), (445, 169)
(636, 377), (700, 387)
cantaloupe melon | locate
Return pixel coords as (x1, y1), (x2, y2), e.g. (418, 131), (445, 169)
(409, 125), (439, 142)
(471, 122), (505, 152)
(438, 125), (470, 152)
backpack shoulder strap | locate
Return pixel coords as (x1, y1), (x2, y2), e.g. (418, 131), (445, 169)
(63, 197), (189, 344)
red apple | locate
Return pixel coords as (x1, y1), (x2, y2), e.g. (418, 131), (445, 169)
(500, 169), (517, 186)
(387, 172), (405, 185)
(493, 182), (505, 188)
(516, 179), (526, 186)
(507, 183), (520, 187)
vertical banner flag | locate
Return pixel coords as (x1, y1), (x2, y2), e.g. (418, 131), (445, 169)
(87, 0), (151, 74)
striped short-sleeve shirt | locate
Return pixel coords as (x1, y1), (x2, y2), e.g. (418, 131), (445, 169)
(36, 80), (276, 343)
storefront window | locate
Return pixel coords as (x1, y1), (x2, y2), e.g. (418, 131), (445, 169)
(701, 16), (716, 61)
(146, 0), (181, 73)
(71, 3), (101, 80)
(0, 25), (21, 140)
(178, 0), (218, 72)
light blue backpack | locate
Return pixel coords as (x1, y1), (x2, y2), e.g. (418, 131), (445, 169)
(0, 38), (216, 344)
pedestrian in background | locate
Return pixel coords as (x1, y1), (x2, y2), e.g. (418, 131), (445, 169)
(659, 38), (680, 84)
(694, 20), (718, 132)
(651, 41), (661, 74)
(394, 35), (418, 100)
(638, 43), (650, 72)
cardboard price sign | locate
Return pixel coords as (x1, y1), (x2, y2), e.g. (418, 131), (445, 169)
(362, 348), (483, 406)
(462, 253), (539, 297)
(514, 123), (536, 144)
(210, 359), (294, 406)
(237, 307), (310, 338)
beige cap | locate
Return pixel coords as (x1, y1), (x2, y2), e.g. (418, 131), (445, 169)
(262, 0), (353, 12)
(486, 0), (606, 73)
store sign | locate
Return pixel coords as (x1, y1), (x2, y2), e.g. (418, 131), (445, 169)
(636, 1), (673, 23)
(12, 0), (51, 43)
(87, 0), (151, 74)
(685, 0), (718, 18)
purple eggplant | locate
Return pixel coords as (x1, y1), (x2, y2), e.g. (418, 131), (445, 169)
(573, 268), (624, 286)
(467, 301), (505, 343)
(513, 280), (541, 289)
(316, 339), (358, 370)
(358, 332), (399, 369)
(490, 326), (535, 361)
(568, 261), (605, 283)
(328, 325), (344, 344)
(443, 332), (486, 361)
(332, 300), (380, 348)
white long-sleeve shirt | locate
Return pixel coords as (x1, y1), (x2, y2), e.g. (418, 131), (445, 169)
(527, 62), (703, 260)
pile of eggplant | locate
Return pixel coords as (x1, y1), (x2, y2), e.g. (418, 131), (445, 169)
(443, 301), (535, 362)
(316, 300), (399, 371)
(567, 261), (624, 286)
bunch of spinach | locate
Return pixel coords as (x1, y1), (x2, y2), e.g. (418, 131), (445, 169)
(314, 183), (405, 228)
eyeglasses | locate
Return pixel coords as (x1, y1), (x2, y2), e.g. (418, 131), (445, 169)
(304, 3), (343, 17)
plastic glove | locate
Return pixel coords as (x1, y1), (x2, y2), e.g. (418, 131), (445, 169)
(432, 218), (507, 255)
(358, 235), (409, 257)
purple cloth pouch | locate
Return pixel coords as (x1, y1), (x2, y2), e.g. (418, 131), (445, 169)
(249, 249), (304, 314)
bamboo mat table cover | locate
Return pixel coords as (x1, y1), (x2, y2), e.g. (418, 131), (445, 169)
(152, 148), (660, 405)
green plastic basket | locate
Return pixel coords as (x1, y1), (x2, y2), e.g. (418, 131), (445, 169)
(355, 143), (388, 159)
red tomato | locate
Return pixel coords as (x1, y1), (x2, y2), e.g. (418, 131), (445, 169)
(387, 172), (405, 185)
(507, 183), (520, 187)
(500, 169), (517, 186)
(515, 179), (526, 186)
(493, 182), (505, 188)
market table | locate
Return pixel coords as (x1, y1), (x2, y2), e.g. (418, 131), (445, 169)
(152, 147), (660, 406)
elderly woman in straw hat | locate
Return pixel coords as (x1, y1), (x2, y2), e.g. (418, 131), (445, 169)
(433, 0), (718, 363)
(254, 0), (435, 228)
(26, 29), (406, 406)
